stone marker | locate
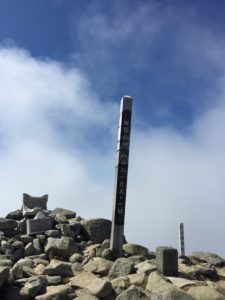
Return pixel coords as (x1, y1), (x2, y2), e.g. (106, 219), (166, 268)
(156, 246), (178, 276)
(26, 213), (54, 235)
(110, 96), (132, 258)
(22, 193), (48, 217)
(179, 222), (185, 256)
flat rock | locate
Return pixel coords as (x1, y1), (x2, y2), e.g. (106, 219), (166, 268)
(0, 218), (18, 230)
(6, 210), (23, 221)
(70, 271), (112, 298)
(108, 257), (134, 280)
(44, 259), (73, 277)
(123, 243), (149, 257)
(45, 275), (62, 285)
(135, 260), (156, 275)
(187, 285), (225, 300)
(116, 285), (149, 300)
(83, 257), (113, 276)
(167, 277), (197, 289)
(191, 252), (225, 267)
(35, 284), (74, 300)
(146, 271), (195, 300)
(81, 218), (111, 244)
(44, 236), (78, 258)
(50, 208), (76, 219)
(0, 266), (10, 288)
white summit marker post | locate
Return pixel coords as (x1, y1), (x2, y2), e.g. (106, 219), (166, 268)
(110, 96), (132, 258)
(179, 222), (185, 256)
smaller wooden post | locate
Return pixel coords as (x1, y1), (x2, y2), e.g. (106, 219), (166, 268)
(110, 96), (132, 258)
(179, 222), (185, 256)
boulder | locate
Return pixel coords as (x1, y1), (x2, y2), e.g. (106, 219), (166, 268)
(108, 257), (134, 280)
(70, 271), (112, 298)
(50, 208), (76, 219)
(135, 260), (157, 275)
(146, 271), (195, 299)
(187, 285), (225, 300)
(35, 285), (74, 300)
(191, 252), (225, 267)
(123, 243), (149, 257)
(81, 218), (111, 243)
(44, 259), (73, 277)
(44, 236), (78, 258)
(0, 218), (18, 230)
(6, 209), (23, 221)
(83, 257), (113, 276)
(21, 276), (46, 297)
(116, 285), (149, 300)
(0, 266), (9, 288)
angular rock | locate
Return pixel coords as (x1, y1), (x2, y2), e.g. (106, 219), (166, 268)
(75, 295), (99, 300)
(191, 252), (225, 267)
(24, 242), (34, 256)
(0, 259), (13, 267)
(187, 285), (225, 300)
(81, 218), (111, 243)
(6, 209), (23, 221)
(116, 285), (149, 300)
(135, 261), (157, 275)
(33, 238), (42, 254)
(44, 259), (73, 277)
(0, 218), (18, 230)
(35, 285), (74, 300)
(45, 275), (62, 285)
(44, 236), (78, 259)
(60, 224), (75, 238)
(146, 271), (195, 299)
(108, 257), (134, 280)
(167, 277), (197, 289)
(21, 276), (46, 297)
(50, 208), (76, 219)
(70, 271), (112, 298)
(83, 257), (113, 276)
(111, 276), (129, 294)
(45, 230), (60, 237)
(123, 243), (149, 257)
(0, 266), (9, 288)
(70, 253), (84, 263)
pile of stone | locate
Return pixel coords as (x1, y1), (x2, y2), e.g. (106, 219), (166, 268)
(0, 195), (225, 299)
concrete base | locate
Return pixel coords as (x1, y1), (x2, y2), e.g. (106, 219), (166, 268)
(156, 246), (178, 276)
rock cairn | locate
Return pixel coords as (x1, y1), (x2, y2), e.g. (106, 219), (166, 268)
(0, 205), (225, 299)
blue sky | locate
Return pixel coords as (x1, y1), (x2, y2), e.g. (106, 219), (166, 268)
(0, 0), (225, 256)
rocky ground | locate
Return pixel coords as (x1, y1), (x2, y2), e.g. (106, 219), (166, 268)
(0, 207), (225, 299)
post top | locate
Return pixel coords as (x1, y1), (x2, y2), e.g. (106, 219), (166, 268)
(120, 95), (132, 112)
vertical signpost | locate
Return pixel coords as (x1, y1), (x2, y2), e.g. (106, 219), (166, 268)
(110, 96), (132, 258)
(179, 222), (185, 256)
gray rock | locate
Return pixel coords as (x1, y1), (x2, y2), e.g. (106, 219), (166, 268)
(81, 218), (111, 244)
(19, 234), (33, 245)
(1, 240), (13, 255)
(45, 275), (62, 285)
(0, 218), (18, 230)
(108, 257), (134, 280)
(123, 243), (149, 257)
(70, 253), (84, 263)
(33, 238), (42, 254)
(35, 284), (74, 300)
(24, 242), (34, 256)
(102, 248), (113, 260)
(116, 285), (149, 300)
(135, 260), (157, 275)
(55, 214), (68, 224)
(50, 208), (76, 219)
(0, 259), (13, 267)
(69, 221), (81, 236)
(45, 230), (60, 237)
(21, 276), (46, 297)
(83, 257), (113, 276)
(44, 259), (73, 277)
(70, 271), (112, 298)
(6, 209), (23, 221)
(0, 266), (9, 288)
(44, 236), (78, 259)
(60, 224), (75, 238)
(191, 252), (225, 267)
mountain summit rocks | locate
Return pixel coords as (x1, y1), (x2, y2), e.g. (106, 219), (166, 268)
(0, 205), (225, 299)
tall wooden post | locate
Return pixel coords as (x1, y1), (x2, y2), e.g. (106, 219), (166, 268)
(110, 96), (132, 257)
(179, 222), (185, 256)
